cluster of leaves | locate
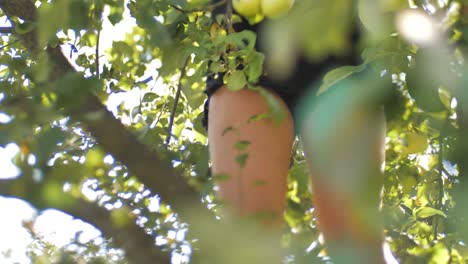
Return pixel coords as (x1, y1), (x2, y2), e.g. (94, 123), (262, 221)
(22, 221), (128, 264)
(1, 0), (468, 263)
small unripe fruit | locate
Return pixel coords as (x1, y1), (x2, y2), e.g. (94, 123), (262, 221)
(233, 0), (262, 18)
(261, 0), (294, 18)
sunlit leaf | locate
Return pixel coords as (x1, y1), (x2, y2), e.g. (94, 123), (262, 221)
(225, 70), (247, 91)
(414, 206), (446, 219)
(317, 64), (366, 95)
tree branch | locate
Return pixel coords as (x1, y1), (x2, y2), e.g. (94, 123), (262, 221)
(225, 0), (233, 31)
(0, 0), (210, 226)
(166, 58), (189, 145)
(0, 179), (171, 264)
(0, 2), (224, 261)
(0, 26), (13, 34)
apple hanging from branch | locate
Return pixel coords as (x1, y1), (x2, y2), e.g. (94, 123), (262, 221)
(233, 0), (294, 20)
(233, 0), (262, 18)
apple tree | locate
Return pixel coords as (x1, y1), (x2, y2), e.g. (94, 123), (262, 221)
(0, 0), (468, 263)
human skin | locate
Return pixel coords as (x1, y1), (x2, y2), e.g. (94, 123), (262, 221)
(207, 85), (386, 262)
(208, 85), (294, 228)
(302, 106), (386, 263)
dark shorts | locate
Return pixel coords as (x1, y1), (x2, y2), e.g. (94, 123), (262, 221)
(202, 8), (360, 131)
(202, 57), (334, 131)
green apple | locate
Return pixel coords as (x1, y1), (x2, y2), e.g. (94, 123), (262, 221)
(261, 0), (294, 18)
(233, 0), (262, 18)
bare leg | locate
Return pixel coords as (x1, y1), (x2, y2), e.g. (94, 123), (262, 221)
(208, 86), (294, 227)
(302, 107), (386, 263)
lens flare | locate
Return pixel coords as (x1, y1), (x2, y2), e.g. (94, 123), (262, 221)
(396, 9), (439, 46)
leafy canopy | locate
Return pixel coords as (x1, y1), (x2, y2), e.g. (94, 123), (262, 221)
(0, 0), (468, 263)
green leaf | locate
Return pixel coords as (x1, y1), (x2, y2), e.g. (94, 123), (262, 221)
(14, 21), (36, 34)
(42, 181), (75, 208)
(31, 53), (51, 83)
(234, 140), (250, 151)
(226, 30), (256, 50)
(247, 113), (270, 123)
(55, 73), (103, 109)
(225, 70), (247, 91)
(68, 0), (91, 30)
(246, 52), (264, 83)
(430, 243), (450, 264)
(38, 1), (71, 45)
(210, 60), (226, 73)
(142, 92), (159, 103)
(289, 162), (310, 196)
(402, 132), (428, 155)
(222, 126), (237, 136)
(212, 173), (231, 183)
(112, 41), (134, 57)
(0, 130), (9, 147)
(405, 67), (446, 112)
(110, 207), (133, 228)
(252, 180), (267, 186)
(48, 161), (85, 183)
(85, 148), (105, 169)
(35, 127), (66, 165)
(194, 146), (209, 177)
(317, 64), (367, 95)
(235, 153), (249, 168)
(258, 88), (285, 124)
(414, 206), (446, 219)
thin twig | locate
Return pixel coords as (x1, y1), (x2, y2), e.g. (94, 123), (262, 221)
(94, 0), (102, 79)
(95, 27), (101, 79)
(0, 26), (13, 34)
(170, 0), (226, 13)
(0, 39), (19, 50)
(225, 0), (233, 31)
(165, 58), (190, 145)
